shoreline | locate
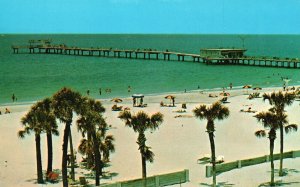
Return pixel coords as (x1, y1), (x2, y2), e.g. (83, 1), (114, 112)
(0, 84), (294, 110)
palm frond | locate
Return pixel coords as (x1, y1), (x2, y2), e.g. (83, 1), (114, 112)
(17, 130), (26, 139)
(193, 105), (207, 119)
(149, 112), (163, 130)
(254, 111), (280, 130)
(118, 111), (132, 126)
(255, 130), (266, 138)
(262, 93), (273, 105)
(52, 129), (59, 136)
(143, 146), (155, 163)
(285, 124), (298, 134)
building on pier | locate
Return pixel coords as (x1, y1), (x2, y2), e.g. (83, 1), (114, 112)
(200, 48), (246, 58)
(28, 39), (52, 47)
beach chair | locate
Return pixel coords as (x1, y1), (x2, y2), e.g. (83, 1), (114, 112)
(47, 172), (59, 183)
(112, 105), (123, 111)
(160, 101), (167, 107)
(79, 176), (88, 186)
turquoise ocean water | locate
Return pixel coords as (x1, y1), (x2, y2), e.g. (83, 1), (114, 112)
(1, 34), (300, 105)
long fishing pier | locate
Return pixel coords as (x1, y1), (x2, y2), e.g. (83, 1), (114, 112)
(11, 40), (300, 68)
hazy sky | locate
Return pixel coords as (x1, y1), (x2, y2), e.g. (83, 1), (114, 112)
(1, 0), (299, 34)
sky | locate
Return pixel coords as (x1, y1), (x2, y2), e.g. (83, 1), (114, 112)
(0, 0), (300, 34)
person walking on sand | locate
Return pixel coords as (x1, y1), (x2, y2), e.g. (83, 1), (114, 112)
(12, 94), (16, 102)
(172, 97), (175, 107)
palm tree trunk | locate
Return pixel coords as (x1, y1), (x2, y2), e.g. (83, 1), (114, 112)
(141, 152), (147, 187)
(92, 131), (101, 186)
(270, 138), (275, 186)
(46, 132), (53, 176)
(35, 134), (44, 184)
(62, 122), (70, 187)
(279, 124), (284, 176)
(208, 132), (216, 187)
(87, 132), (94, 169)
(69, 128), (75, 181)
(141, 153), (147, 178)
(138, 133), (147, 179)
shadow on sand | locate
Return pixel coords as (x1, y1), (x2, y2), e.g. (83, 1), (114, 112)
(199, 181), (235, 186)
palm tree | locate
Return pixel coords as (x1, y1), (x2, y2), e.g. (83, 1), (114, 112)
(52, 87), (84, 186)
(78, 138), (94, 168)
(99, 131), (115, 164)
(255, 111), (282, 186)
(193, 102), (229, 187)
(263, 91), (296, 176)
(118, 111), (163, 179)
(77, 98), (107, 186)
(18, 105), (45, 184)
(77, 126), (115, 179)
(35, 98), (59, 176)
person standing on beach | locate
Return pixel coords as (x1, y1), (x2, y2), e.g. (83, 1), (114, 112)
(12, 94), (16, 102)
(133, 98), (136, 107)
(229, 83), (233, 90)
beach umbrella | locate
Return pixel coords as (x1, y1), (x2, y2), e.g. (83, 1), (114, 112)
(252, 87), (262, 91)
(243, 85), (252, 89)
(165, 95), (175, 106)
(219, 92), (230, 97)
(165, 95), (175, 99)
(243, 85), (252, 94)
(111, 98), (123, 103)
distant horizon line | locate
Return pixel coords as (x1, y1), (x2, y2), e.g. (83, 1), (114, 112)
(1, 33), (300, 35)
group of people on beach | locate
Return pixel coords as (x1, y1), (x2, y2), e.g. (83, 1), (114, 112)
(86, 88), (113, 96)
(85, 86), (132, 96)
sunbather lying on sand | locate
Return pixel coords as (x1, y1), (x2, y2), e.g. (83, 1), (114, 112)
(173, 109), (186, 113)
(174, 114), (193, 118)
(240, 107), (257, 113)
(209, 93), (218, 98)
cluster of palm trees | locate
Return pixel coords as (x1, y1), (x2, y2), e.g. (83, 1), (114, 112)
(18, 87), (298, 187)
(192, 91), (298, 187)
(255, 91), (297, 186)
(18, 87), (115, 187)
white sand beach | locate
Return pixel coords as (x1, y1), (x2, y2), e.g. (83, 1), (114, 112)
(1, 86), (300, 187)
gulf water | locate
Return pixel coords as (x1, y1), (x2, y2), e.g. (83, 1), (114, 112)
(1, 34), (300, 105)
